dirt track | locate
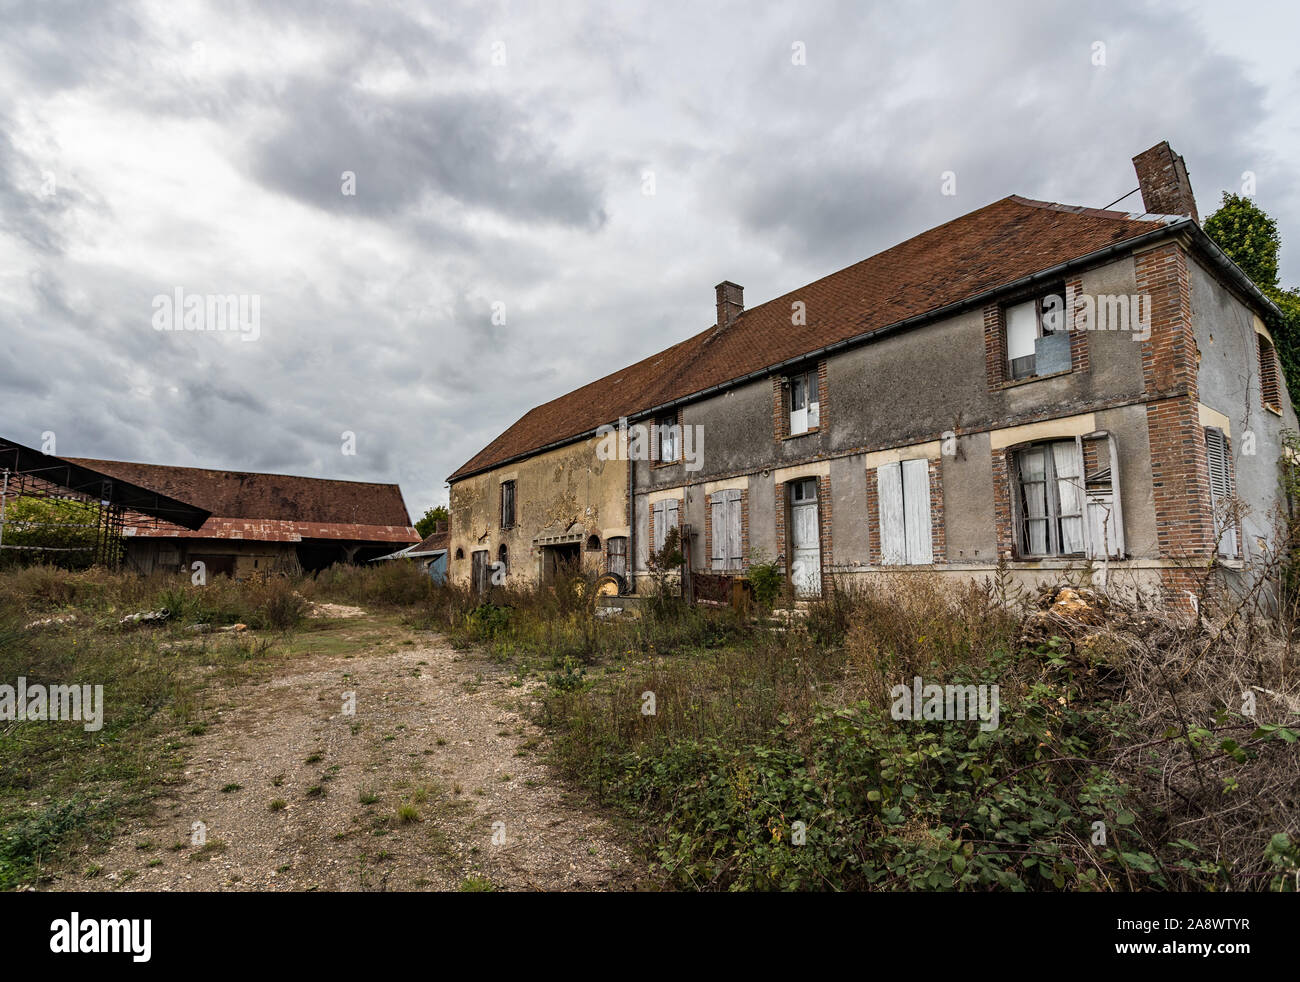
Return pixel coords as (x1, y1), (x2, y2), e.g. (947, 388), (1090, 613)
(45, 626), (641, 892)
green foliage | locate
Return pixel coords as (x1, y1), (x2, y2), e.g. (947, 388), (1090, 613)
(0, 497), (100, 571)
(1204, 192), (1300, 407)
(747, 552), (784, 610)
(414, 505), (449, 539)
(465, 602), (512, 640)
(1204, 192), (1280, 289)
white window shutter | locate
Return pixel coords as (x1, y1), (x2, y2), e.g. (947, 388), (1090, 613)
(710, 495), (726, 570)
(901, 458), (932, 564)
(652, 500), (665, 554)
(726, 489), (743, 570)
(1206, 428), (1237, 558)
(665, 498), (679, 532)
(877, 462), (906, 565)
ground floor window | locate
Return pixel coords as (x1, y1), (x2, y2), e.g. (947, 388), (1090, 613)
(710, 489), (743, 571)
(1013, 434), (1124, 559)
(875, 458), (932, 565)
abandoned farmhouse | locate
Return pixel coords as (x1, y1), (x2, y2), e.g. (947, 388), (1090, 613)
(446, 142), (1299, 605)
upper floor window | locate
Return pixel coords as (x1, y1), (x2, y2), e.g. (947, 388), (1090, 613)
(657, 414), (680, 462)
(1259, 334), (1282, 413)
(788, 371), (820, 435)
(1005, 286), (1068, 381)
(500, 480), (516, 530)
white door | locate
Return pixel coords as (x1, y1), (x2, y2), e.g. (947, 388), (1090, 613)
(790, 478), (820, 597)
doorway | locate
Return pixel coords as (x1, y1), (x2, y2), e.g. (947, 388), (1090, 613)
(789, 478), (821, 597)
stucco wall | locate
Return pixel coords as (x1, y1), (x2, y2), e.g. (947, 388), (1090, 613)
(448, 434), (629, 587)
(1188, 257), (1299, 557)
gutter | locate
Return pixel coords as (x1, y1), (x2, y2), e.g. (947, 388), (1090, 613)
(448, 217), (1278, 483)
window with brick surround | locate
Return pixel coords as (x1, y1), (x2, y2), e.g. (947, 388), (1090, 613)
(1259, 334), (1282, 412)
(1011, 435), (1125, 559)
(656, 413), (680, 462)
(709, 489), (743, 571)
(1205, 426), (1238, 557)
(651, 498), (679, 554)
(1004, 284), (1069, 381)
(500, 480), (516, 530)
(787, 370), (820, 435)
(876, 458), (932, 565)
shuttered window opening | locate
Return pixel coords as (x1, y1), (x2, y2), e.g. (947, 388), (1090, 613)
(651, 498), (680, 555)
(1012, 434), (1125, 559)
(709, 489), (744, 571)
(500, 480), (516, 530)
(1259, 334), (1282, 412)
(876, 458), (933, 565)
(607, 536), (628, 579)
(788, 371), (820, 435)
(1205, 426), (1238, 558)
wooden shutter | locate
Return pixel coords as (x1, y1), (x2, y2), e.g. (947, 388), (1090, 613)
(1205, 427), (1237, 557)
(710, 494), (726, 570)
(1259, 335), (1281, 411)
(877, 462), (906, 565)
(652, 500), (666, 554)
(901, 458), (932, 564)
(725, 490), (743, 570)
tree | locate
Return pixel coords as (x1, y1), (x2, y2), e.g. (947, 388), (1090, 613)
(1203, 192), (1300, 407)
(414, 505), (449, 538)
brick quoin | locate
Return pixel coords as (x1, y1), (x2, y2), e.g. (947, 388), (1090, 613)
(1065, 275), (1090, 374)
(991, 449), (1016, 558)
(864, 468), (880, 565)
(928, 457), (946, 562)
(1135, 242), (1215, 606)
(817, 474), (833, 592)
(983, 303), (1006, 390)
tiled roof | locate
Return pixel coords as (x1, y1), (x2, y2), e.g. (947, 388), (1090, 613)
(65, 457), (418, 543)
(449, 195), (1168, 482)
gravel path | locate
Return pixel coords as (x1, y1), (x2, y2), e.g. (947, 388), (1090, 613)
(45, 628), (641, 892)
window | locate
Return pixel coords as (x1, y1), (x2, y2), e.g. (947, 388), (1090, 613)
(607, 536), (628, 579)
(657, 415), (680, 462)
(497, 543), (509, 573)
(876, 458), (933, 565)
(651, 498), (679, 554)
(709, 489), (743, 571)
(788, 371), (820, 435)
(500, 480), (516, 529)
(586, 534), (601, 551)
(1012, 435), (1125, 559)
(1259, 334), (1282, 412)
(1004, 286), (1068, 380)
(454, 547), (464, 560)
(1205, 427), (1237, 557)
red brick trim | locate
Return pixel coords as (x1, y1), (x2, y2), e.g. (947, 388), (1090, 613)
(863, 468), (879, 565)
(815, 359), (829, 434)
(991, 448), (1016, 559)
(772, 377), (789, 442)
(984, 303), (1007, 390)
(1137, 243), (1214, 561)
(928, 457), (946, 563)
(1065, 275), (1089, 374)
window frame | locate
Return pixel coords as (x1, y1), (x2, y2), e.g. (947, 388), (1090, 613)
(500, 479), (516, 530)
(787, 370), (820, 436)
(656, 414), (680, 463)
(1003, 284), (1066, 381)
(1009, 433), (1125, 560)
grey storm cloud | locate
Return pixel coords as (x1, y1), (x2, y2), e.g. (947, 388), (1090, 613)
(248, 81), (608, 229)
(1, 0), (1298, 518)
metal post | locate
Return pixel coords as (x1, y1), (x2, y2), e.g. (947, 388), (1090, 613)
(0, 467), (9, 555)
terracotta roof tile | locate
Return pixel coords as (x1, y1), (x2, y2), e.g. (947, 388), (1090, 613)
(449, 196), (1165, 481)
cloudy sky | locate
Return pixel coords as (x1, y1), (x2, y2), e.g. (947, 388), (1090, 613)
(2, 0), (1297, 520)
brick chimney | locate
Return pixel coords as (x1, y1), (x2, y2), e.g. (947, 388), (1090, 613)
(715, 281), (744, 329)
(1132, 141), (1199, 223)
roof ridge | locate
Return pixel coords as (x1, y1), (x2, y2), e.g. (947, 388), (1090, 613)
(66, 456), (403, 489)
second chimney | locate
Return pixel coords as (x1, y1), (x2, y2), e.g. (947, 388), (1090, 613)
(715, 281), (744, 329)
(1132, 141), (1199, 223)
